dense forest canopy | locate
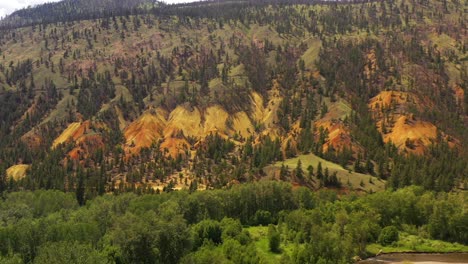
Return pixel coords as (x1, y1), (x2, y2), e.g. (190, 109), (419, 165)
(0, 182), (466, 263)
(0, 0), (389, 30)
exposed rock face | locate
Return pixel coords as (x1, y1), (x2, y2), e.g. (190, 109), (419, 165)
(6, 164), (30, 181)
(369, 91), (455, 154)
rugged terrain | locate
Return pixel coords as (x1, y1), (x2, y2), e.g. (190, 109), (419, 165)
(0, 1), (466, 264)
(0, 0), (466, 196)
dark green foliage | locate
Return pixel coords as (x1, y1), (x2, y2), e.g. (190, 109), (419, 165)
(192, 220), (223, 249)
(322, 171), (341, 188)
(0, 0), (158, 29)
(251, 136), (283, 168)
(295, 160), (304, 179)
(268, 224), (281, 253)
(76, 170), (86, 206)
(0, 91), (31, 138)
(0, 183), (465, 263)
(0, 190), (77, 218)
(254, 210), (273, 226)
(238, 44), (269, 96)
(378, 226), (399, 246)
(220, 218), (243, 241)
(107, 209), (191, 264)
(197, 133), (235, 163)
(77, 72), (116, 119)
(5, 59), (33, 85)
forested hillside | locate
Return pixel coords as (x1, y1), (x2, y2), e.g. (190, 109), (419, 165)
(0, 0), (466, 201)
(0, 0), (467, 263)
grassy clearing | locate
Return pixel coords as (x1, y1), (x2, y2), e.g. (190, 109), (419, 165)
(444, 62), (461, 86)
(301, 37), (322, 70)
(249, 226), (468, 263)
(321, 97), (352, 121)
(230, 64), (246, 77)
(367, 232), (468, 255)
(245, 226), (297, 263)
(248, 24), (283, 46)
(428, 33), (457, 52)
(40, 90), (75, 125)
(209, 78), (223, 91)
(272, 153), (386, 192)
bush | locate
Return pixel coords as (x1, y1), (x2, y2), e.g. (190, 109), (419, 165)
(268, 225), (281, 253)
(254, 210), (272, 226)
(378, 226), (399, 246)
(220, 218), (242, 240)
(192, 220), (223, 249)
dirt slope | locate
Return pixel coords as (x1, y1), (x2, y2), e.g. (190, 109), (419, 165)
(369, 91), (449, 154)
(6, 164), (30, 181)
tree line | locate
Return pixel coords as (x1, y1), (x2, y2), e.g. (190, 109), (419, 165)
(0, 182), (466, 263)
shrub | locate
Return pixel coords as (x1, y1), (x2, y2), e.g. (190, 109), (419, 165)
(268, 225), (281, 253)
(378, 226), (399, 246)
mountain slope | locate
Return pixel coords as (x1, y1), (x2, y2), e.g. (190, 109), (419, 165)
(0, 0), (466, 194)
(0, 0), (161, 29)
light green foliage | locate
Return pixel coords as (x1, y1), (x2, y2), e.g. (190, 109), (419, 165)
(367, 232), (468, 254)
(0, 254), (23, 264)
(34, 242), (108, 264)
(180, 245), (229, 264)
(220, 218), (243, 241)
(0, 190), (78, 219)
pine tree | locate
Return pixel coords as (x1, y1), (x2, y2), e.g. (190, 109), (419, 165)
(307, 165), (314, 178)
(280, 164), (289, 181)
(76, 171), (85, 206)
(317, 162), (323, 180)
(296, 160), (304, 179)
(268, 224), (280, 253)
